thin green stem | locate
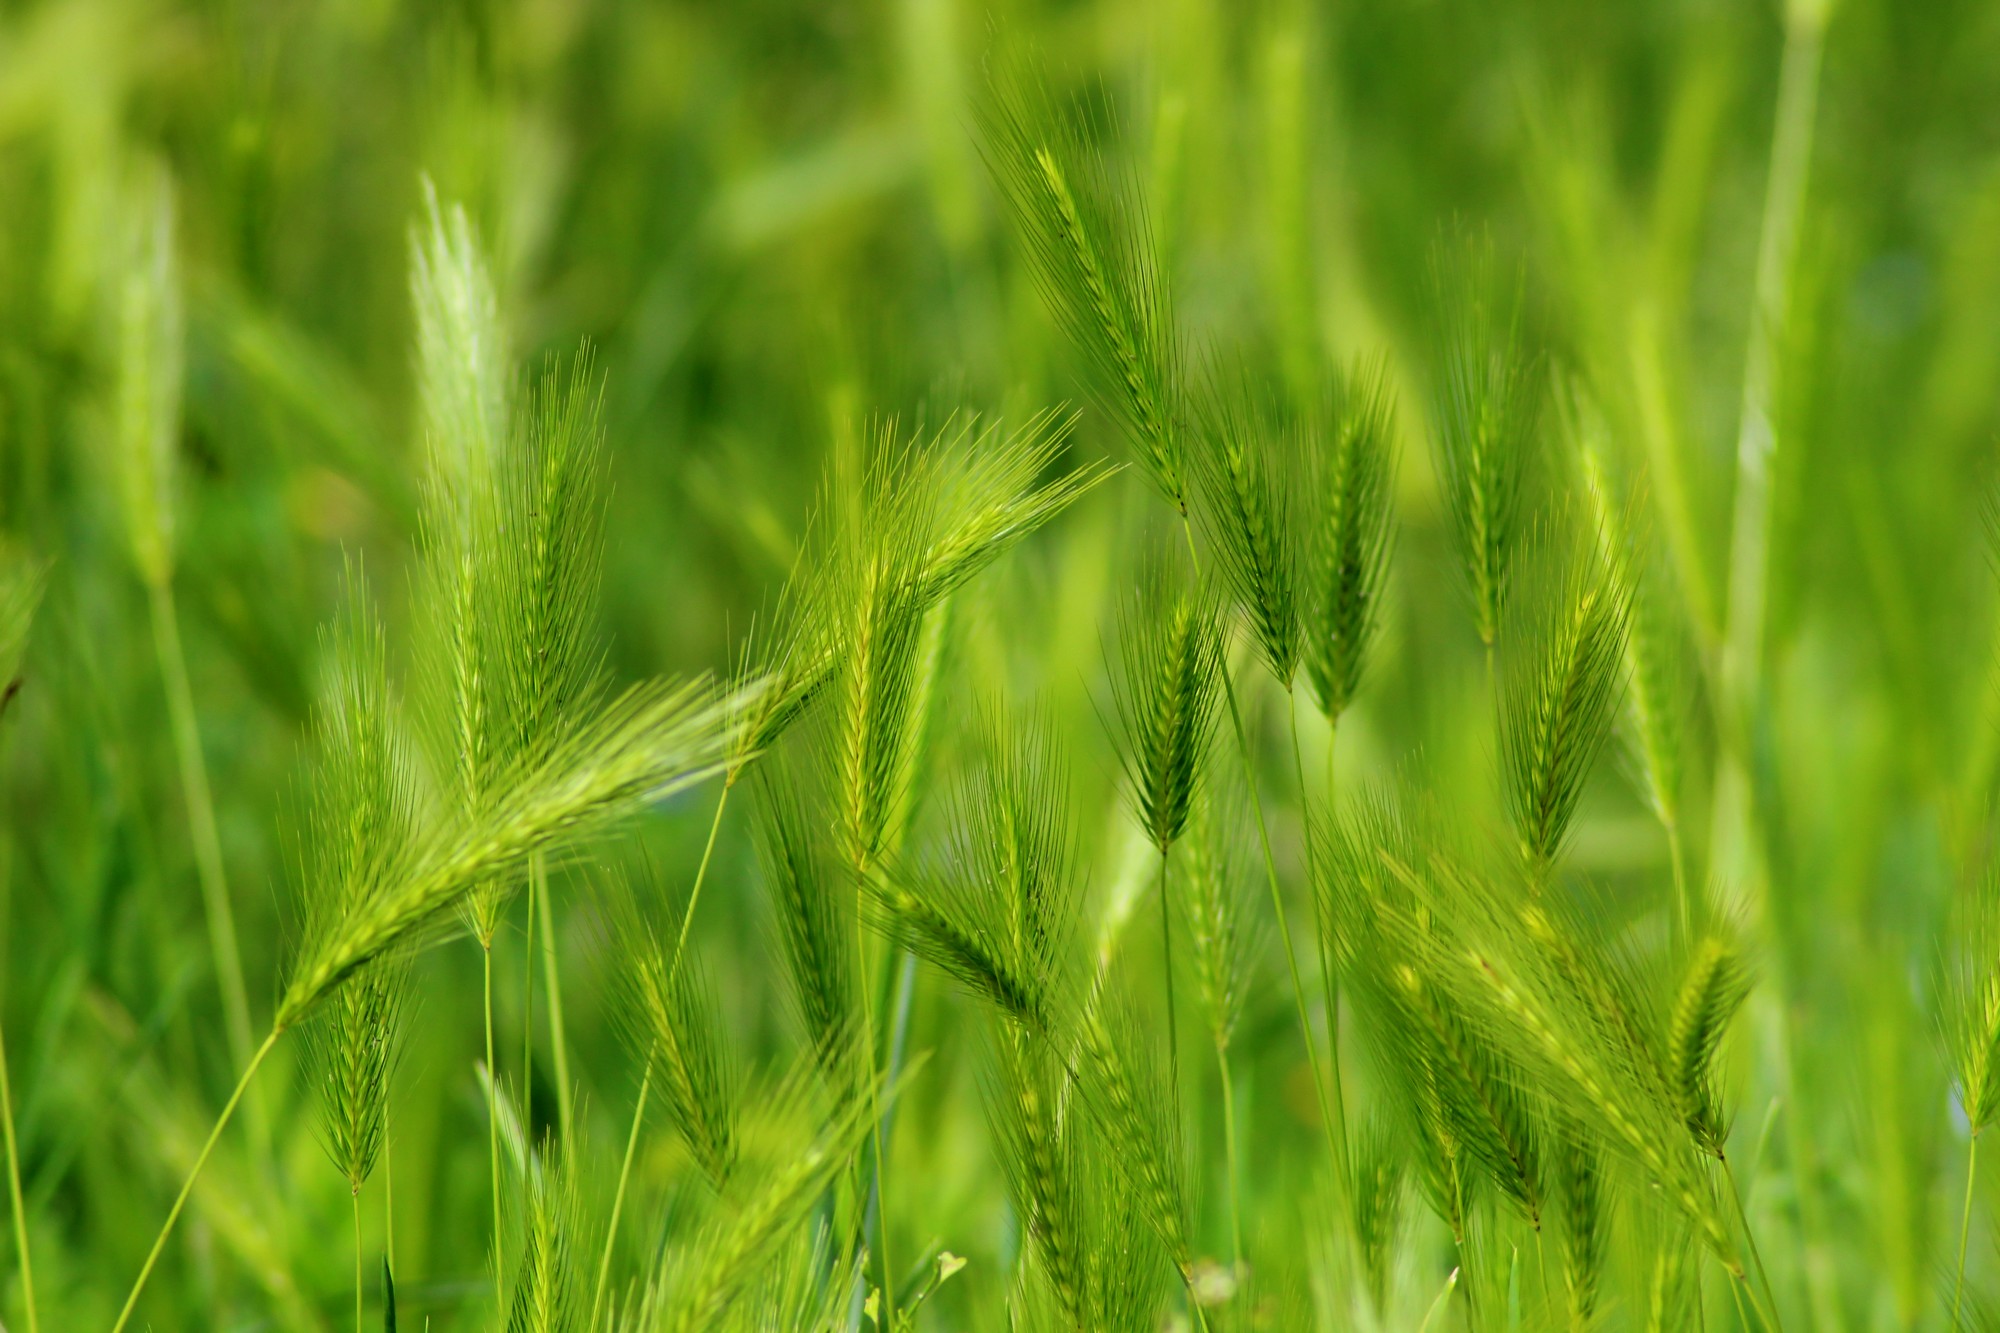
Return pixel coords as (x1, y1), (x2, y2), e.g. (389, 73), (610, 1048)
(1177, 512), (1345, 1187)
(671, 783), (734, 974)
(1728, 1272), (1755, 1333)
(587, 779), (734, 1328)
(1723, 1158), (1784, 1333)
(1956, 1132), (1979, 1332)
(352, 1187), (364, 1333)
(534, 854), (572, 1139)
(523, 857), (537, 1130)
(1289, 702), (1349, 1173)
(384, 1092), (395, 1292)
(0, 1005), (37, 1333)
(1667, 815), (1690, 943)
(591, 1057), (651, 1333)
(1214, 1037), (1243, 1271)
(1533, 1225), (1550, 1315)
(148, 579), (266, 1165)
(1158, 844), (1180, 1097)
(109, 1027), (279, 1333)
(483, 941), (502, 1318)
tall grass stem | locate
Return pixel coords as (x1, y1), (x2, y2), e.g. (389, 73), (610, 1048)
(1179, 513), (1345, 1183)
(0, 1008), (35, 1333)
(148, 579), (265, 1161)
(534, 854), (572, 1138)
(1955, 1133), (1978, 1332)
(483, 942), (502, 1316)
(109, 1027), (279, 1333)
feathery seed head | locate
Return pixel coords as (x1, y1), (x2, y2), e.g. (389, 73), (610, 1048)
(1428, 233), (1544, 647)
(982, 73), (1185, 509)
(1303, 357), (1399, 724)
(1192, 347), (1304, 687)
(1500, 517), (1632, 877)
(1109, 560), (1225, 854)
(1666, 934), (1750, 1157)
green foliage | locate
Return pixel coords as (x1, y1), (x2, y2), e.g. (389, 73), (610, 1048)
(15, 3), (2000, 1329)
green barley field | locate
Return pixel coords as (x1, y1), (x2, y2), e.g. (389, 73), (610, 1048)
(3, 0), (1999, 1328)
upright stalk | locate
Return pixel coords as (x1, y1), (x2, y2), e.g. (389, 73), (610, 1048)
(1214, 1037), (1244, 1270)
(1157, 846), (1181, 1094)
(483, 941), (502, 1317)
(1289, 703), (1348, 1162)
(1178, 515), (1345, 1182)
(0, 1008), (36, 1333)
(1956, 1133), (1979, 1332)
(534, 855), (572, 1138)
(110, 1027), (279, 1333)
(1723, 1157), (1785, 1333)
(851, 868), (895, 1333)
(1706, 12), (1828, 1328)
(148, 579), (265, 1163)
(352, 1188), (364, 1333)
(591, 1058), (651, 1333)
(523, 867), (538, 1127)
(591, 780), (732, 1331)
(1707, 0), (1827, 901)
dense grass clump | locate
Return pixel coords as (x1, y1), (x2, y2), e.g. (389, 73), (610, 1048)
(10, 2), (2000, 1331)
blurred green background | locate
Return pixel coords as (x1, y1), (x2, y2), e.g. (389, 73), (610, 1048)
(8, 0), (2000, 1326)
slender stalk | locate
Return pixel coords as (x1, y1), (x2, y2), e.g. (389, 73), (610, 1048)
(1707, 0), (1826, 899)
(0, 1006), (36, 1333)
(1532, 1225), (1550, 1314)
(590, 1057), (651, 1333)
(850, 953), (918, 1331)
(1177, 515), (1345, 1183)
(352, 1187), (364, 1333)
(1214, 1038), (1243, 1270)
(1158, 846), (1181, 1095)
(1289, 703), (1348, 1166)
(1667, 815), (1691, 943)
(148, 579), (265, 1163)
(483, 941), (502, 1317)
(109, 1027), (279, 1333)
(384, 1094), (395, 1292)
(1324, 710), (1339, 811)
(672, 783), (733, 969)
(591, 782), (729, 1330)
(1723, 1158), (1784, 1333)
(523, 859), (538, 1127)
(534, 854), (572, 1138)
(1956, 1133), (1979, 1333)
